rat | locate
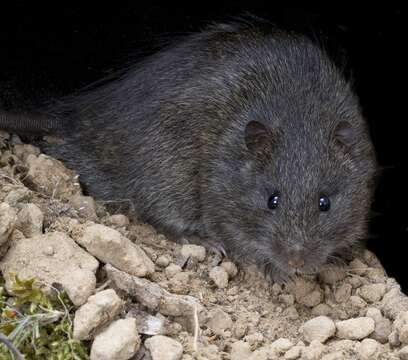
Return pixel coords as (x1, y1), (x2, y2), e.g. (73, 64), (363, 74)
(0, 21), (377, 281)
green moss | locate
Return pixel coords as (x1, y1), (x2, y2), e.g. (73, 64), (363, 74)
(0, 275), (89, 359)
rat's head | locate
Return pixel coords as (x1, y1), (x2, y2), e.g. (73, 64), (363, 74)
(207, 97), (377, 282)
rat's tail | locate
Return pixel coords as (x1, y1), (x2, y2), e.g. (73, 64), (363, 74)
(0, 110), (62, 135)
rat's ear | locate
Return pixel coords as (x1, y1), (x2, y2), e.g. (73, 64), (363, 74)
(245, 121), (276, 155)
(332, 121), (357, 148)
(245, 121), (269, 154)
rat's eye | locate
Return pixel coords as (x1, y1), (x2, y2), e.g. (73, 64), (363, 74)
(268, 192), (280, 209)
(319, 195), (331, 212)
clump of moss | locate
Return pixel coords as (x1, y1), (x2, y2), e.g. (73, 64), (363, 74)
(0, 275), (89, 359)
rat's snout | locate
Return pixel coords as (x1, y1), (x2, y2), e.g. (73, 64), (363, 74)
(287, 249), (305, 269)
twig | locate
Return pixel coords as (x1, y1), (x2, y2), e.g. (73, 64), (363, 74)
(193, 303), (199, 353)
(0, 332), (25, 360)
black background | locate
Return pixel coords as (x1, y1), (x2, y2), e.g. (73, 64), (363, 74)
(1, 2), (406, 290)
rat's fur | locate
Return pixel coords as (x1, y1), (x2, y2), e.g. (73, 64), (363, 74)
(1, 22), (378, 280)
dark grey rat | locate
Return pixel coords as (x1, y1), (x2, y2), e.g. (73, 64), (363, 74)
(0, 22), (377, 281)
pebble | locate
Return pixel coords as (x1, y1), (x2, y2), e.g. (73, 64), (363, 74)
(311, 303), (332, 317)
(349, 258), (368, 275)
(73, 289), (123, 340)
(358, 283), (387, 303)
(78, 224), (154, 277)
(206, 308), (233, 335)
(180, 244), (206, 262)
(221, 261), (238, 278)
(209, 266), (229, 289)
(284, 345), (303, 359)
(399, 345), (408, 360)
(357, 338), (380, 360)
(231, 341), (252, 360)
(90, 318), (140, 360)
(336, 317), (375, 340)
(280, 294), (295, 306)
(334, 283), (352, 303)
(144, 335), (183, 360)
(0, 202), (16, 256)
(349, 295), (367, 310)
(270, 338), (293, 353)
(69, 194), (97, 220)
(15, 203), (44, 237)
(302, 340), (325, 360)
(371, 318), (392, 344)
(0, 231), (98, 306)
(105, 214), (129, 227)
(318, 265), (347, 285)
(321, 352), (344, 360)
(156, 255), (171, 268)
(165, 264), (182, 279)
(301, 316), (336, 343)
(299, 289), (323, 308)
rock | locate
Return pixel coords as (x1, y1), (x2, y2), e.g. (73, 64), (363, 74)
(231, 341), (252, 360)
(206, 308), (233, 335)
(302, 340), (325, 360)
(311, 303), (332, 317)
(13, 143), (40, 162)
(15, 203), (43, 237)
(348, 295), (367, 310)
(106, 264), (202, 322)
(336, 317), (375, 340)
(25, 154), (80, 199)
(0, 231), (98, 305)
(284, 306), (299, 320)
(165, 264), (182, 278)
(156, 255), (171, 268)
(300, 289), (324, 307)
(270, 338), (293, 353)
(126, 309), (179, 336)
(334, 283), (352, 303)
(0, 202), (16, 257)
(399, 346), (408, 360)
(232, 318), (248, 339)
(358, 283), (387, 303)
(321, 352), (344, 360)
(365, 308), (392, 343)
(271, 283), (282, 296)
(144, 335), (183, 360)
(389, 330), (401, 347)
(90, 318), (140, 360)
(357, 338), (380, 360)
(105, 214), (129, 227)
(168, 272), (191, 295)
(69, 194), (97, 220)
(221, 261), (238, 278)
(209, 266), (229, 289)
(78, 224), (154, 277)
(3, 186), (30, 206)
(394, 311), (408, 345)
(288, 278), (323, 307)
(381, 287), (408, 320)
(301, 316), (335, 343)
(349, 258), (368, 275)
(284, 345), (303, 359)
(318, 265), (347, 285)
(180, 244), (206, 262)
(73, 289), (124, 340)
(244, 332), (264, 347)
(280, 294), (295, 307)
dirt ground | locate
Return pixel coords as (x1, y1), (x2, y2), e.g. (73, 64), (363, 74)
(1, 130), (408, 360)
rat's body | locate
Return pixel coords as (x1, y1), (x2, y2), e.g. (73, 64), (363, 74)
(0, 22), (377, 280)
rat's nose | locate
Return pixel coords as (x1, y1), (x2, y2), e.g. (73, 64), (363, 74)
(288, 254), (305, 269)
